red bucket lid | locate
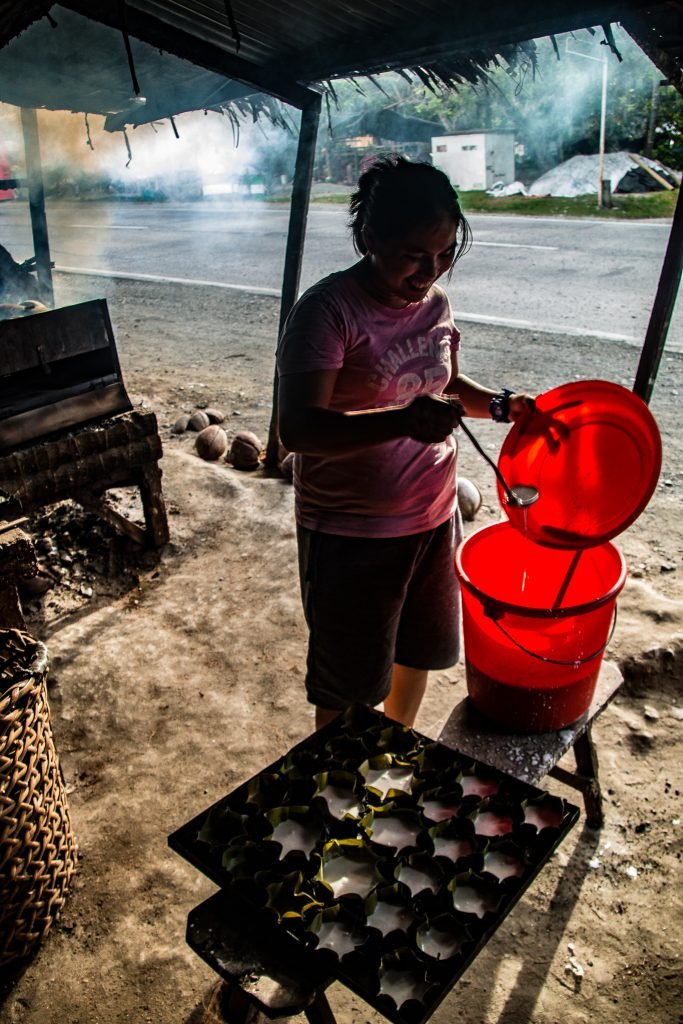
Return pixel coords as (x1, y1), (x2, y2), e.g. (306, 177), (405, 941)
(498, 380), (662, 548)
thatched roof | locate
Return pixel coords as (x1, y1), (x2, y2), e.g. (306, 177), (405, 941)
(2, 2), (679, 413)
(0, 1), (51, 47)
(0, 1), (680, 129)
(0, 6), (291, 133)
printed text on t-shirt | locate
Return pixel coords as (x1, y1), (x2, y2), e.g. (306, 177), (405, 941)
(366, 333), (451, 395)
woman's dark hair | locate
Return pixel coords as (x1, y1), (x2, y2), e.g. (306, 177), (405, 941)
(348, 155), (472, 269)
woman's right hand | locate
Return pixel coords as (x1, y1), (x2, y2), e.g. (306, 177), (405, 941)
(402, 395), (463, 443)
(280, 374), (463, 454)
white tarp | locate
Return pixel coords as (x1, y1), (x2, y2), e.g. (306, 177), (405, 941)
(528, 151), (680, 197)
(486, 180), (528, 197)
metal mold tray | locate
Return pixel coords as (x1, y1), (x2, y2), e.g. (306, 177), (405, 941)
(169, 705), (579, 1024)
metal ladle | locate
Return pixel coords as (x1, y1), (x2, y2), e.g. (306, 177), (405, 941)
(457, 418), (539, 508)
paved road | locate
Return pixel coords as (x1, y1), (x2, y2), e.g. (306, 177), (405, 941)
(1, 198), (680, 352)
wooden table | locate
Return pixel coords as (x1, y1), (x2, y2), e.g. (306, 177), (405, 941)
(437, 661), (623, 828)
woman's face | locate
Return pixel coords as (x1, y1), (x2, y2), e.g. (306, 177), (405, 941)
(363, 213), (459, 308)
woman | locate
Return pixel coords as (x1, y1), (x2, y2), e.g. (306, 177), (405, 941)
(277, 156), (533, 730)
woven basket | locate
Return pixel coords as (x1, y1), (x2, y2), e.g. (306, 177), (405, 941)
(0, 629), (78, 968)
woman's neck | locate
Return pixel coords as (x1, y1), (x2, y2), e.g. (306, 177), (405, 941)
(352, 257), (411, 309)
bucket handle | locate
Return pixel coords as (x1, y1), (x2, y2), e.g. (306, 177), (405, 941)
(487, 607), (618, 667)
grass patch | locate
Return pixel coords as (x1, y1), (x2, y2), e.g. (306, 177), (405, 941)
(309, 193), (351, 205)
(458, 189), (678, 218)
(303, 188), (678, 218)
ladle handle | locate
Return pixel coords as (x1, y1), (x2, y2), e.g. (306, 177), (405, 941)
(457, 418), (516, 503)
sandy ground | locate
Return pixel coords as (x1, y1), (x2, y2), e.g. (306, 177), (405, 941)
(1, 267), (682, 1024)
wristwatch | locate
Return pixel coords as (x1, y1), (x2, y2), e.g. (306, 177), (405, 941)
(489, 388), (514, 423)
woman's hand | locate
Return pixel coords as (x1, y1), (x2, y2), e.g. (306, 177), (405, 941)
(402, 394), (464, 443)
(508, 393), (536, 421)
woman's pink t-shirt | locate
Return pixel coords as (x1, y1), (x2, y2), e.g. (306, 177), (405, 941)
(277, 268), (460, 538)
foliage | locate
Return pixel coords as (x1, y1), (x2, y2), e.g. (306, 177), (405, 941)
(317, 27), (683, 181)
(411, 28), (682, 177)
(652, 87), (683, 167)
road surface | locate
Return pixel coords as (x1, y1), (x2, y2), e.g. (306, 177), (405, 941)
(1, 197), (680, 352)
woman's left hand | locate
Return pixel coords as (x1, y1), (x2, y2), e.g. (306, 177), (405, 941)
(508, 393), (536, 421)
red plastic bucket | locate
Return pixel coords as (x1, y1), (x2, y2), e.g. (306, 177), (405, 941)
(455, 522), (627, 732)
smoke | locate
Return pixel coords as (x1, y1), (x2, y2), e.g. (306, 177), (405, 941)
(0, 101), (295, 273)
(0, 23), (660, 195)
(510, 26), (659, 169)
(0, 102), (280, 191)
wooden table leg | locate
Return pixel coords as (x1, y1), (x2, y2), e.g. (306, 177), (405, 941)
(137, 463), (170, 548)
(304, 991), (337, 1024)
(0, 582), (25, 629)
(573, 726), (604, 828)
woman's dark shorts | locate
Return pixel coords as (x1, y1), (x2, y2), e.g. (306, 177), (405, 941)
(297, 514), (462, 711)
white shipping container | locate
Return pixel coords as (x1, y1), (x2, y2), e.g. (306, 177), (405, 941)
(431, 131), (515, 191)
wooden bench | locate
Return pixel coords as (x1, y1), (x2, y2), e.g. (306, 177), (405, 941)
(0, 300), (169, 550)
(0, 410), (169, 551)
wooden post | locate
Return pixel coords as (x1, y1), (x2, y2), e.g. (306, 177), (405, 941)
(265, 92), (322, 470)
(572, 727), (603, 828)
(633, 183), (683, 403)
(278, 93), (323, 336)
(0, 527), (38, 630)
(20, 107), (54, 307)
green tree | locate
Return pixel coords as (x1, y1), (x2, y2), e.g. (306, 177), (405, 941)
(389, 28), (682, 176)
(651, 86), (683, 167)
(244, 26), (683, 185)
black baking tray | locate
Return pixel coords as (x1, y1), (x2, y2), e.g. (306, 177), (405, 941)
(169, 705), (580, 1024)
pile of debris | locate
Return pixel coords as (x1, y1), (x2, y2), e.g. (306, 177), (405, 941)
(19, 498), (157, 624)
(527, 151), (680, 197)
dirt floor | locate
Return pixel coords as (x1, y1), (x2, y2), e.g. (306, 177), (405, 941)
(1, 269), (682, 1024)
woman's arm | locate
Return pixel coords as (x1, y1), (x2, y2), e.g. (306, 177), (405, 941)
(445, 354), (535, 421)
(278, 369), (461, 455)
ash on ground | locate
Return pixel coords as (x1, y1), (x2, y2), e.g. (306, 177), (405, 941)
(19, 496), (162, 628)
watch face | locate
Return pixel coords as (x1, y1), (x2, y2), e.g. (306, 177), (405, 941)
(490, 391), (511, 422)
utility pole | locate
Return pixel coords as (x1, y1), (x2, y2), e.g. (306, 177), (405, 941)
(566, 40), (609, 208)
(644, 75), (660, 158)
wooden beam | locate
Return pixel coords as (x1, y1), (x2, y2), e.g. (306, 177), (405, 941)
(62, 0), (315, 109)
(633, 183), (683, 403)
(76, 492), (148, 546)
(629, 152), (674, 190)
(265, 92), (321, 470)
(19, 107), (53, 307)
